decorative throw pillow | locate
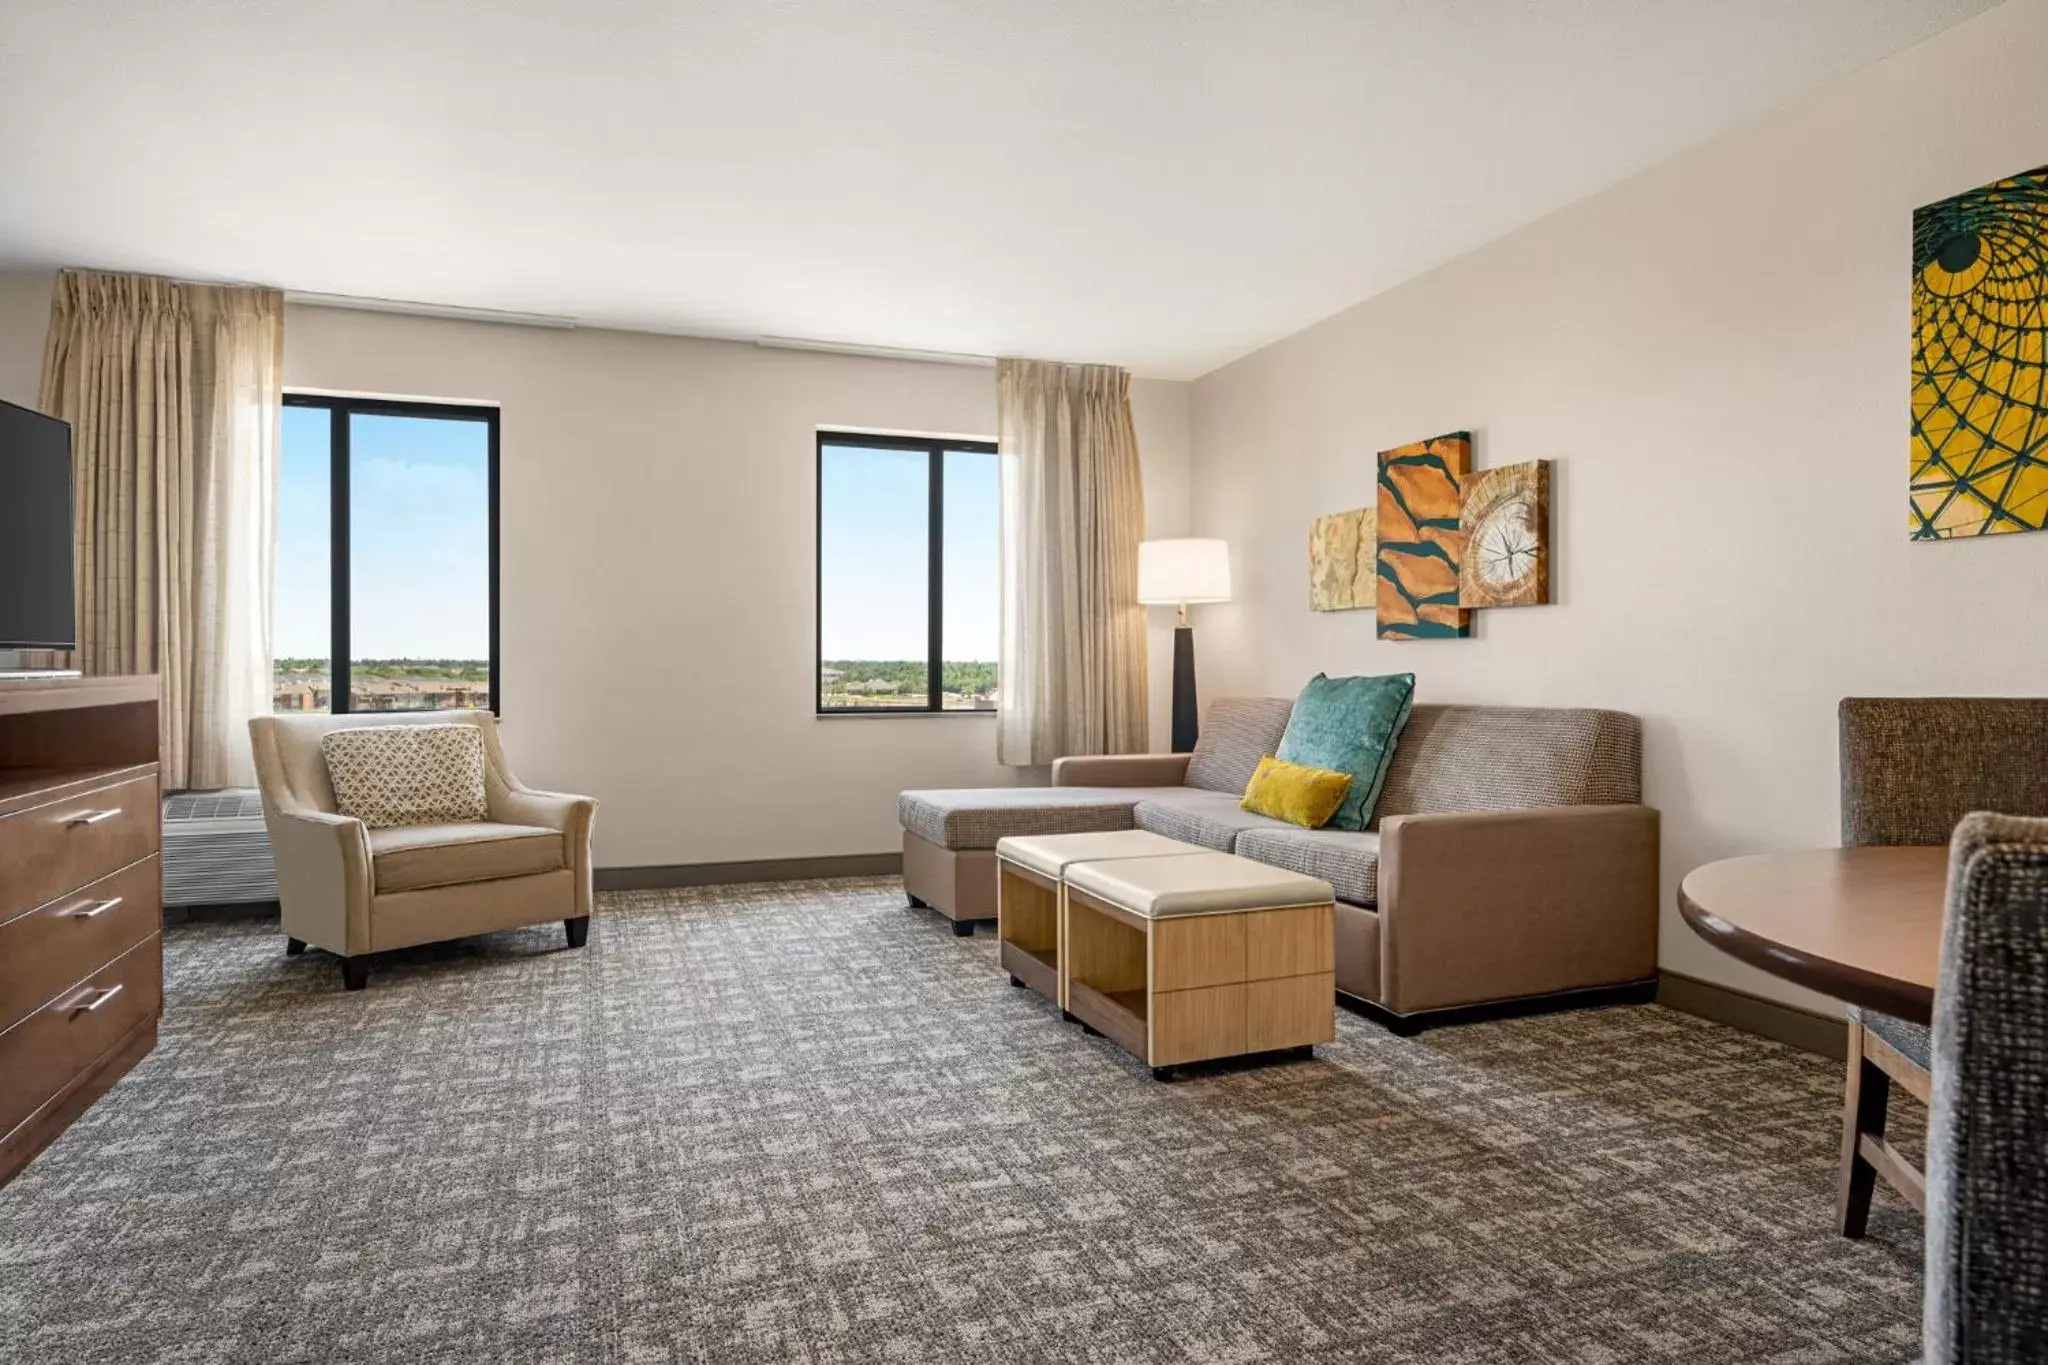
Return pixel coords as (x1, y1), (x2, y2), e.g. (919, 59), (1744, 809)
(1275, 673), (1415, 831)
(321, 724), (490, 829)
(1240, 754), (1352, 829)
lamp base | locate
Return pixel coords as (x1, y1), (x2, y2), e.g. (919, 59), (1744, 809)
(1171, 626), (1198, 754)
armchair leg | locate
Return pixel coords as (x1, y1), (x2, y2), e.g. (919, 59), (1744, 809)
(285, 937), (305, 957)
(565, 915), (590, 949)
(341, 958), (369, 992)
(1837, 1020), (1888, 1238)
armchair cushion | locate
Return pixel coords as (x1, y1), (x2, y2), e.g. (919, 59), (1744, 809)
(367, 821), (564, 894)
(322, 723), (490, 829)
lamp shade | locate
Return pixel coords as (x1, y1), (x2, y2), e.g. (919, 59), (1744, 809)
(1137, 538), (1232, 606)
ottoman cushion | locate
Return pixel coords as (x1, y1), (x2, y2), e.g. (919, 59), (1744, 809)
(1065, 851), (1334, 919)
(897, 787), (1183, 851)
(996, 830), (1202, 878)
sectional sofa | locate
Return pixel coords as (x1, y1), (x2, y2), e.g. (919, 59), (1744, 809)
(898, 696), (1660, 1032)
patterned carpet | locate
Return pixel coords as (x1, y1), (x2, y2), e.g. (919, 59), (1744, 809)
(0, 878), (1923, 1364)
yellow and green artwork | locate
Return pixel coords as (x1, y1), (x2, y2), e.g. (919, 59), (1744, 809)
(1912, 163), (2048, 539)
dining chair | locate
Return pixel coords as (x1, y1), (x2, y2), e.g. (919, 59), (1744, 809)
(1836, 697), (2048, 1238)
(1922, 811), (2048, 1363)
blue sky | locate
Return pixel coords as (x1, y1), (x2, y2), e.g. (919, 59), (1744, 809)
(277, 406), (490, 659)
(819, 443), (998, 662)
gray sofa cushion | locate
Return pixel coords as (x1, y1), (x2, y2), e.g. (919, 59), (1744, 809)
(1131, 790), (1298, 851)
(1184, 696), (1294, 795)
(898, 787), (1183, 851)
(1233, 827), (1381, 907)
(1373, 704), (1642, 823)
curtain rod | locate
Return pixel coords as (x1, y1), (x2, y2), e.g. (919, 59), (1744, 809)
(283, 290), (579, 330)
(756, 335), (996, 367)
(281, 291), (997, 368)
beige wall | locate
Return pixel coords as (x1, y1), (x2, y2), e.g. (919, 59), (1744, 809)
(0, 276), (1191, 869)
(1186, 0), (2048, 1009)
(0, 273), (48, 408)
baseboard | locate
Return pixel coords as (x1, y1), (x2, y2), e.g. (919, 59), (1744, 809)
(1338, 979), (1660, 1036)
(595, 852), (902, 891)
(1656, 970), (1847, 1060)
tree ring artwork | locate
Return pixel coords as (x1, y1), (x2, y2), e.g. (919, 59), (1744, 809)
(1458, 460), (1550, 608)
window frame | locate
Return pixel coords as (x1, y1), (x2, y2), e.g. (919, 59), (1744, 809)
(281, 392), (502, 716)
(814, 429), (999, 717)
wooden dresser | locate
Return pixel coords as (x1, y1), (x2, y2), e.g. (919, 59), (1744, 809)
(0, 675), (162, 1187)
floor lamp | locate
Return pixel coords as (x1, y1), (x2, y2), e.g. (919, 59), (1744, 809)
(1137, 539), (1232, 753)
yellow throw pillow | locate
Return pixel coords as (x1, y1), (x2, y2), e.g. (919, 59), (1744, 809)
(1239, 753), (1353, 829)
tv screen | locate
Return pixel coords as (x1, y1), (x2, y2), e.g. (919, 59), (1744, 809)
(0, 399), (76, 650)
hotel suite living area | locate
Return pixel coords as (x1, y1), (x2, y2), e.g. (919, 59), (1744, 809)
(2, 2), (2047, 1362)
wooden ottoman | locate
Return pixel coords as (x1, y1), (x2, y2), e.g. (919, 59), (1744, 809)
(1062, 851), (1336, 1080)
(994, 831), (1201, 1007)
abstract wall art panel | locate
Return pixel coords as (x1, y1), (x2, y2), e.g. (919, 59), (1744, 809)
(1376, 431), (1471, 639)
(1459, 459), (1550, 608)
(1308, 506), (1375, 611)
(1912, 163), (2048, 539)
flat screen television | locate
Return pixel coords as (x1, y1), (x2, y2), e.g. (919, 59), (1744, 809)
(0, 399), (77, 650)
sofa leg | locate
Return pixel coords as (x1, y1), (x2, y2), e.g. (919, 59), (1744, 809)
(565, 915), (590, 949)
(285, 937), (305, 957)
(340, 958), (369, 992)
(951, 920), (974, 938)
(907, 893), (928, 909)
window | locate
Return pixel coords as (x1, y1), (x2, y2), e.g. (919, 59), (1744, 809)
(816, 432), (999, 713)
(276, 394), (499, 715)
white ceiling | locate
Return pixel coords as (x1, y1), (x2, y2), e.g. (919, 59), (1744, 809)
(0, 0), (1999, 378)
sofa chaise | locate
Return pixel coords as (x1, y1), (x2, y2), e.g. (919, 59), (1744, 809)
(899, 696), (1659, 1032)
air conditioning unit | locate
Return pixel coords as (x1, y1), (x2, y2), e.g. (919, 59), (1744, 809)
(162, 789), (278, 908)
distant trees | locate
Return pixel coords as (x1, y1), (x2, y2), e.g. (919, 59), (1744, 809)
(820, 660), (997, 698)
(275, 658), (489, 683)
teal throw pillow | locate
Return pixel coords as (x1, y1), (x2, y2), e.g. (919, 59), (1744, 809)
(1274, 673), (1415, 831)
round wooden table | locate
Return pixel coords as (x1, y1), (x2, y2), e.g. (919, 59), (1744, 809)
(1677, 847), (1946, 1025)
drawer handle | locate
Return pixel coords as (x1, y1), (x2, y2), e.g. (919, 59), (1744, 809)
(64, 808), (122, 828)
(67, 897), (124, 920)
(61, 984), (124, 1016)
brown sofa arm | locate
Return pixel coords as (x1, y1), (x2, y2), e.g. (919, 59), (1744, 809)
(1049, 753), (1193, 787)
(1377, 804), (1659, 1015)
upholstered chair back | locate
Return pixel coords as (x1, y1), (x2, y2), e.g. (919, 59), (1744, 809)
(1184, 697), (1294, 794)
(1923, 812), (2048, 1363)
(1840, 699), (2048, 847)
(248, 709), (511, 816)
(1373, 705), (1642, 820)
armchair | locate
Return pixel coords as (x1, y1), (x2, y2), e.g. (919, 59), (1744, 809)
(247, 710), (597, 990)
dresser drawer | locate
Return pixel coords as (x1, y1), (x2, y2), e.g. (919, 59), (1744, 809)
(0, 773), (158, 922)
(0, 856), (161, 1034)
(0, 933), (161, 1141)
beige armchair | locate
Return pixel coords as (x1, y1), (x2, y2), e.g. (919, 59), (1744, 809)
(247, 709), (597, 991)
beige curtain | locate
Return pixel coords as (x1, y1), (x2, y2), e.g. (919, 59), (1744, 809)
(41, 270), (283, 790)
(995, 358), (1148, 766)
